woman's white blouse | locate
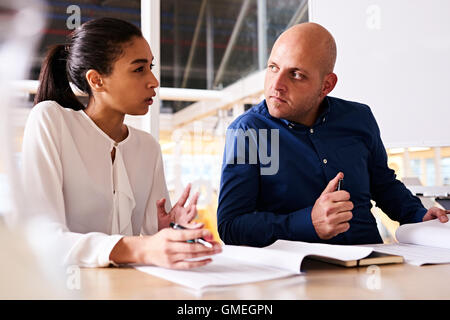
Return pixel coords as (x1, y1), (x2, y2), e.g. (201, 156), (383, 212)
(21, 101), (171, 267)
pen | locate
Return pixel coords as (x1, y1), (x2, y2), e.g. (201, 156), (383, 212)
(337, 178), (344, 191)
(169, 222), (213, 248)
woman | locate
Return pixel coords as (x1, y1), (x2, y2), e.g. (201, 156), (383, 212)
(21, 17), (221, 269)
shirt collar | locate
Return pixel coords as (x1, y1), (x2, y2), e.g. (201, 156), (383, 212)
(315, 96), (331, 125)
(266, 96), (332, 129)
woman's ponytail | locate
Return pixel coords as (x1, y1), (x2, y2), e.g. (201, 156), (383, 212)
(34, 44), (84, 110)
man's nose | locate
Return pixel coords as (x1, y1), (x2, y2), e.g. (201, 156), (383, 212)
(271, 72), (286, 92)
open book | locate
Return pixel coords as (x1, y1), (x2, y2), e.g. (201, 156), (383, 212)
(361, 216), (450, 266)
(134, 240), (400, 290)
(135, 217), (450, 290)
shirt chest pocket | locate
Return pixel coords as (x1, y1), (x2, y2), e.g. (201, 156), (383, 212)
(334, 142), (370, 197)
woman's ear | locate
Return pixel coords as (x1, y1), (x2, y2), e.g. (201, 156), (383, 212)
(85, 69), (105, 92)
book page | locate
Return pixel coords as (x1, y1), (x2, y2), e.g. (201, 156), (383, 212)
(266, 240), (373, 261)
(364, 243), (450, 266)
(218, 244), (306, 273)
(134, 253), (297, 290)
(395, 215), (450, 249)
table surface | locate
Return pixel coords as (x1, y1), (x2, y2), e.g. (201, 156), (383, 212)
(77, 258), (450, 300)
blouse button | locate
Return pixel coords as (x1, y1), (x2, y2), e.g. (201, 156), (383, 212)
(323, 159), (328, 164)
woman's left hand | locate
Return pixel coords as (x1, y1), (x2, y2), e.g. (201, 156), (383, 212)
(157, 183), (200, 230)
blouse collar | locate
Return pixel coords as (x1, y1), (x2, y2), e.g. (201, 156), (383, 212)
(79, 110), (132, 147)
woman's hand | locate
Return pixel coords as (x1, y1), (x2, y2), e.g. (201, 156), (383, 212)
(157, 183), (200, 230)
(109, 226), (222, 269)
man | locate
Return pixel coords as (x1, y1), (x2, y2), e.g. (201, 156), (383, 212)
(217, 23), (448, 247)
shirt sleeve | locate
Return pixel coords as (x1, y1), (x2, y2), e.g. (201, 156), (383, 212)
(217, 121), (321, 247)
(366, 107), (427, 224)
(20, 102), (124, 268)
(141, 143), (172, 235)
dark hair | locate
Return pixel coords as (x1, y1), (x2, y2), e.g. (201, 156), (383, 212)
(34, 17), (143, 110)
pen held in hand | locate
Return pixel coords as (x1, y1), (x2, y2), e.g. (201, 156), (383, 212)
(192, 238), (213, 248)
(169, 222), (213, 248)
(337, 178), (344, 191)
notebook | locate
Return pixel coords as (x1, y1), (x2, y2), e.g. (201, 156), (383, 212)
(309, 250), (403, 267)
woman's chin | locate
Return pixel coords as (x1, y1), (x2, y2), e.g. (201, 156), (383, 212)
(128, 105), (149, 116)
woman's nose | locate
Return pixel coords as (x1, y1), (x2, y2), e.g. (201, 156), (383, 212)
(147, 71), (159, 88)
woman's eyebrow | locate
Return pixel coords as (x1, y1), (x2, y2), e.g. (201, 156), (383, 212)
(130, 58), (149, 64)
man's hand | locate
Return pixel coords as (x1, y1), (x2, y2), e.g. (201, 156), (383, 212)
(422, 207), (449, 223)
(311, 172), (354, 240)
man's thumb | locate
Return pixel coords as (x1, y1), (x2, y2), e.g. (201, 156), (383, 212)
(321, 172), (344, 195)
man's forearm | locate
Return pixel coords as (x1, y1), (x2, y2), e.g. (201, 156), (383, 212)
(372, 178), (426, 224)
(218, 206), (319, 246)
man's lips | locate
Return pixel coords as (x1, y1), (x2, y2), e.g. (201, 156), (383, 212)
(270, 96), (287, 103)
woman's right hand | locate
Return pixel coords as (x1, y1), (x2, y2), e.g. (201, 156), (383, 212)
(110, 227), (222, 269)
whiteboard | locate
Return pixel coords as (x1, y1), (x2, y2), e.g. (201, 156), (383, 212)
(309, 0), (450, 147)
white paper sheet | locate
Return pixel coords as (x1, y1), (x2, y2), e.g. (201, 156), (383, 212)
(396, 216), (450, 249)
(364, 243), (450, 266)
(360, 217), (450, 266)
(267, 240), (374, 261)
(218, 244), (305, 273)
(135, 253), (296, 290)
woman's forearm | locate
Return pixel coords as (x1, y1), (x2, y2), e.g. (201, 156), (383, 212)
(109, 236), (142, 265)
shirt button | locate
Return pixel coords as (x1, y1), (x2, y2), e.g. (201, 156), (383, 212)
(310, 128), (314, 134)
(322, 118), (325, 123)
(323, 159), (328, 164)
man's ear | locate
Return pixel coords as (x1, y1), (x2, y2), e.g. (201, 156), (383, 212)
(321, 73), (338, 98)
(85, 69), (105, 92)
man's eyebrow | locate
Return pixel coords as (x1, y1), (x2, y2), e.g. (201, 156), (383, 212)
(291, 67), (309, 75)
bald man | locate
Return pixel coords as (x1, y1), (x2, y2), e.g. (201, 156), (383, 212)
(217, 23), (448, 247)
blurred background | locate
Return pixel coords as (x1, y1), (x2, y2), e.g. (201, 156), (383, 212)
(0, 0), (75, 299)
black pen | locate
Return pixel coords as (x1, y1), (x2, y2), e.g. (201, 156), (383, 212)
(337, 178), (344, 191)
(170, 222), (213, 248)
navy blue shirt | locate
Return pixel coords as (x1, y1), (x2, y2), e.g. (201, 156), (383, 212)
(217, 96), (427, 246)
